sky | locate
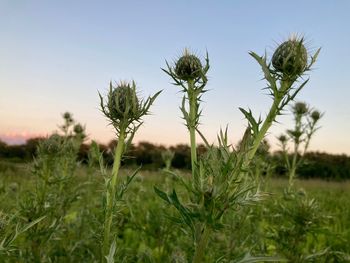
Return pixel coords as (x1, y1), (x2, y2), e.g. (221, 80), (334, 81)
(1, 0), (349, 154)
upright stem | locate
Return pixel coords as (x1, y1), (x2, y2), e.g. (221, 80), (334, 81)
(192, 226), (211, 263)
(289, 114), (302, 189)
(187, 81), (210, 262)
(187, 81), (198, 182)
(245, 81), (290, 167)
(102, 127), (126, 261)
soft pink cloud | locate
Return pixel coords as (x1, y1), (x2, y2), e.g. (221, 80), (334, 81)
(0, 131), (48, 145)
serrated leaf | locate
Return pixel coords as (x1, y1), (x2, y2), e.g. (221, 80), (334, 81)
(154, 187), (171, 204)
(249, 52), (277, 94)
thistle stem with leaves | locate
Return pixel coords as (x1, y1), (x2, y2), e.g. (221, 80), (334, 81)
(278, 101), (323, 190)
(245, 80), (290, 166)
(188, 80), (199, 180)
(162, 49), (209, 188)
(162, 49), (210, 262)
(99, 81), (161, 261)
(101, 125), (126, 258)
(158, 36), (320, 263)
(242, 37), (320, 169)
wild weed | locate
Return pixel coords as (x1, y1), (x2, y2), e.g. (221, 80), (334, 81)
(11, 112), (86, 261)
(266, 102), (348, 262)
(157, 36), (320, 262)
(278, 101), (322, 189)
(98, 81), (161, 261)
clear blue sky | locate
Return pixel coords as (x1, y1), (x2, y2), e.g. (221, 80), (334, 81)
(1, 0), (349, 154)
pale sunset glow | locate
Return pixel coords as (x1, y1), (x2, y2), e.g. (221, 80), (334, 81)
(1, 1), (349, 154)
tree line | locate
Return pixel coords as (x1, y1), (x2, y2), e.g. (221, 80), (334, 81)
(0, 138), (349, 180)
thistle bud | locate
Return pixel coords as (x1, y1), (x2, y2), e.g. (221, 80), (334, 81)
(311, 110), (321, 122)
(107, 82), (140, 121)
(272, 37), (308, 78)
(293, 102), (308, 116)
(73, 123), (86, 140)
(175, 49), (203, 81)
(73, 124), (83, 134)
(63, 112), (73, 124)
(278, 135), (287, 144)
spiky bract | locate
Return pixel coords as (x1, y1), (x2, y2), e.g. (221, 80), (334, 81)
(293, 102), (308, 116)
(99, 81), (161, 136)
(175, 51), (203, 81)
(278, 135), (288, 143)
(106, 82), (140, 121)
(311, 110), (321, 122)
(272, 38), (308, 79)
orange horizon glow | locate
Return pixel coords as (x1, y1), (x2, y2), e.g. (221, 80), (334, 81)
(1, 129), (349, 157)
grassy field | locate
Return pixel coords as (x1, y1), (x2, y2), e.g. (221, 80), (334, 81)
(0, 160), (349, 262)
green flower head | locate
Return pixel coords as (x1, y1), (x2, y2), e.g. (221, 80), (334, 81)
(293, 102), (308, 116)
(174, 49), (203, 81)
(311, 110), (321, 122)
(272, 36), (308, 79)
(278, 134), (288, 143)
(99, 80), (161, 134)
(107, 81), (140, 121)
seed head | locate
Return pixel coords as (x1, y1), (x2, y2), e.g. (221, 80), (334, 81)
(174, 49), (203, 81)
(272, 37), (308, 79)
(293, 102), (308, 116)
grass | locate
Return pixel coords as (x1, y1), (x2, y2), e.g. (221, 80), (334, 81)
(0, 161), (349, 262)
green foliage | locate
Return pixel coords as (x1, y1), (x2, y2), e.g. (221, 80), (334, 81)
(1, 166), (349, 262)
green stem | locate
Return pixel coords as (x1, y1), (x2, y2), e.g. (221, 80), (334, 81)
(192, 226), (211, 263)
(246, 81), (290, 167)
(101, 127), (126, 261)
(289, 114), (302, 189)
(187, 81), (198, 183)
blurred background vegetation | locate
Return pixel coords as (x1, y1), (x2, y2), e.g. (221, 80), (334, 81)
(1, 138), (349, 181)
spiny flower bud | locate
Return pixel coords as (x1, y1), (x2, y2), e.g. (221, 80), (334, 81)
(293, 102), (308, 116)
(100, 80), (161, 134)
(73, 123), (86, 140)
(63, 112), (73, 124)
(73, 123), (84, 135)
(175, 49), (203, 81)
(311, 110), (321, 122)
(107, 82), (140, 121)
(272, 37), (308, 78)
(278, 135), (287, 143)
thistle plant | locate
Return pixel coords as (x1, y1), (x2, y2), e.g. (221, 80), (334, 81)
(99, 80), (161, 261)
(16, 112), (85, 261)
(0, 212), (45, 257)
(266, 101), (332, 262)
(161, 49), (211, 261)
(162, 48), (209, 181)
(157, 36), (320, 262)
(278, 101), (323, 189)
(161, 149), (175, 171)
(243, 36), (320, 168)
